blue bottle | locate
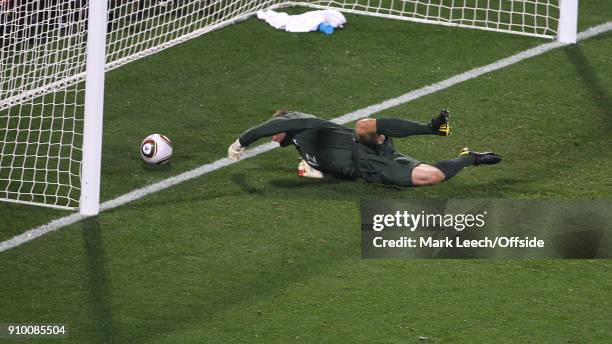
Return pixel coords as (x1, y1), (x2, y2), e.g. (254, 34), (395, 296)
(318, 22), (334, 35)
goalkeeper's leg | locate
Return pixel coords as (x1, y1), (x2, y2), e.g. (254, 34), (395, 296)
(354, 109), (451, 144)
(413, 148), (502, 186)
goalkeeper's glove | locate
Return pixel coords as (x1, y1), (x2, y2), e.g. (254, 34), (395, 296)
(228, 139), (245, 161)
(297, 159), (324, 179)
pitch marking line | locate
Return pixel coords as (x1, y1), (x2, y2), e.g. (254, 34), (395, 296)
(2, 22), (611, 253)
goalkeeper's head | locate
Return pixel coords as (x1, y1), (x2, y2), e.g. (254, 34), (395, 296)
(271, 109), (292, 147)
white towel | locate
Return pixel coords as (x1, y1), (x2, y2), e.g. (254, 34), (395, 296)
(256, 9), (346, 33)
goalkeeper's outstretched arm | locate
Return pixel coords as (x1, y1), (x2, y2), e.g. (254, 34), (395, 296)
(228, 115), (325, 161)
(238, 117), (316, 147)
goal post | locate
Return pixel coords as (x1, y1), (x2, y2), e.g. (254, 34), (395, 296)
(80, 0), (108, 216)
(558, 0), (578, 43)
(0, 0), (579, 213)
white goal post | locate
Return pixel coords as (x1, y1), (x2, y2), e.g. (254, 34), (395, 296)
(0, 0), (578, 214)
(80, 0), (107, 216)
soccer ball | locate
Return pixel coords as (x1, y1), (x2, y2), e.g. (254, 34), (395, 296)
(140, 134), (173, 165)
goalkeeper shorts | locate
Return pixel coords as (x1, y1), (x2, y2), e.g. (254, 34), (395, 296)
(352, 141), (421, 187)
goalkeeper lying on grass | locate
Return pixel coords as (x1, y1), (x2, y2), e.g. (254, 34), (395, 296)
(228, 110), (501, 187)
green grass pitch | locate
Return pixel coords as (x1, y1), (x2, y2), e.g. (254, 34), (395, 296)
(1, 2), (611, 343)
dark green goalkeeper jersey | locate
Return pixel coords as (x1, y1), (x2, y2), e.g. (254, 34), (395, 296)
(238, 112), (359, 178)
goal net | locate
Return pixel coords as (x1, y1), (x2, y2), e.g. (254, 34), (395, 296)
(300, 0), (559, 38)
(0, 0), (281, 209)
(299, 1), (561, 39)
(0, 0), (571, 211)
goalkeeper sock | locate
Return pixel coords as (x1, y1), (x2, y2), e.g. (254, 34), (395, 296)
(376, 118), (435, 137)
(434, 155), (475, 180)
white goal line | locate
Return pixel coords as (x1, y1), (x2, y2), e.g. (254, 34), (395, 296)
(1, 21), (611, 253)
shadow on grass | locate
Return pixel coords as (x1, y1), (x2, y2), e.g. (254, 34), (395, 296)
(269, 175), (526, 198)
(550, 208), (607, 258)
(142, 162), (173, 172)
(230, 173), (264, 194)
(564, 44), (612, 132)
(115, 231), (354, 343)
(267, 177), (345, 189)
(81, 217), (116, 344)
(107, 172), (526, 212)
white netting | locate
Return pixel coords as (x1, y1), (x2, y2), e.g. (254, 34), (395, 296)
(0, 0), (282, 209)
(300, 1), (560, 38)
(0, 0), (87, 208)
(0, 0), (564, 210)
